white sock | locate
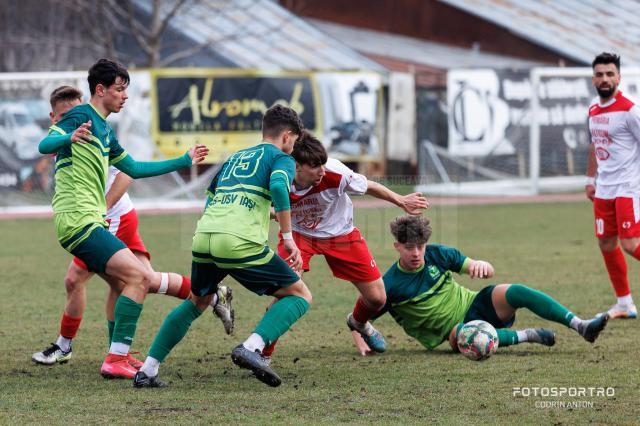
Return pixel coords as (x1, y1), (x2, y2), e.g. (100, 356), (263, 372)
(243, 333), (265, 352)
(211, 293), (219, 306)
(569, 316), (587, 334)
(109, 342), (130, 356)
(516, 330), (528, 343)
(140, 356), (160, 377)
(617, 294), (634, 305)
(350, 315), (374, 336)
(56, 335), (72, 352)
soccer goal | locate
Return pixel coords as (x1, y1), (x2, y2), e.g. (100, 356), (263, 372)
(416, 66), (640, 197)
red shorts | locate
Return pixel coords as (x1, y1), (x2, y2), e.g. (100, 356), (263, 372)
(73, 209), (150, 270)
(277, 228), (381, 283)
(593, 197), (640, 239)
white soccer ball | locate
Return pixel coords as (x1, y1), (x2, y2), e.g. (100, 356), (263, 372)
(456, 320), (499, 361)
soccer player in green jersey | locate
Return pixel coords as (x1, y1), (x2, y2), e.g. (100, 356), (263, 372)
(352, 215), (610, 355)
(38, 59), (209, 379)
(134, 105), (311, 388)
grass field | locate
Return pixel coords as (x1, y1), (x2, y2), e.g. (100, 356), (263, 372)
(1, 201), (639, 424)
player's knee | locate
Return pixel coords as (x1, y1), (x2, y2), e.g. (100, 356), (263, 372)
(620, 239), (638, 255)
(190, 293), (212, 310)
(366, 292), (386, 310)
(64, 273), (83, 294)
(598, 237), (618, 252)
(294, 281), (313, 304)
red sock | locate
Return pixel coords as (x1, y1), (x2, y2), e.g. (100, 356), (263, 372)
(352, 297), (381, 324)
(262, 340), (278, 358)
(601, 247), (631, 297)
(177, 276), (191, 299)
(59, 313), (82, 339)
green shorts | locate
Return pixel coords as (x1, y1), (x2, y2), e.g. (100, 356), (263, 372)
(191, 232), (299, 297)
(463, 285), (515, 328)
(61, 224), (126, 273)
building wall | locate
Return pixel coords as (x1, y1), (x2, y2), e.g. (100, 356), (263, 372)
(281, 0), (576, 65)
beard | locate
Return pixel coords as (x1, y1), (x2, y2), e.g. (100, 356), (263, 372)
(596, 85), (616, 98)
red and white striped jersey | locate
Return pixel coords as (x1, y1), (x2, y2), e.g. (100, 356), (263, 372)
(290, 158), (368, 238)
(589, 91), (640, 198)
(105, 166), (133, 219)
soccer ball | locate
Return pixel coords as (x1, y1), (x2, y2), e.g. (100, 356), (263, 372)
(456, 320), (499, 361)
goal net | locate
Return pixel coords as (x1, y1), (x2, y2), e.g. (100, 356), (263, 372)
(416, 66), (640, 196)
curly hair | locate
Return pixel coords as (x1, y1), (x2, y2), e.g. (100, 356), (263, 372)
(292, 130), (327, 167)
(262, 104), (304, 138)
(592, 52), (620, 71)
(49, 85), (83, 109)
(390, 215), (432, 244)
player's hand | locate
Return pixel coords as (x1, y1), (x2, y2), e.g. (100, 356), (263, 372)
(399, 192), (429, 215)
(468, 260), (494, 279)
(351, 330), (372, 356)
(282, 238), (303, 272)
(188, 144), (209, 165)
(70, 121), (92, 144)
(585, 184), (596, 202)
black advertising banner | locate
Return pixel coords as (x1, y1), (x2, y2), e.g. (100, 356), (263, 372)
(151, 70), (319, 162)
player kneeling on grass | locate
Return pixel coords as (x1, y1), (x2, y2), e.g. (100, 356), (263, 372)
(352, 215), (610, 355)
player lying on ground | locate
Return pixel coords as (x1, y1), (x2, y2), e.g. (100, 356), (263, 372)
(134, 105), (311, 388)
(261, 131), (428, 360)
(38, 59), (209, 379)
(352, 215), (610, 355)
(32, 86), (233, 367)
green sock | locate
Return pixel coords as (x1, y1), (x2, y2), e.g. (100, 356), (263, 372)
(505, 284), (574, 327)
(107, 320), (115, 347)
(497, 329), (518, 347)
(111, 296), (143, 346)
(148, 300), (204, 362)
(253, 296), (310, 346)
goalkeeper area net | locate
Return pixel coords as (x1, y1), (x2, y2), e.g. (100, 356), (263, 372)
(416, 66), (640, 197)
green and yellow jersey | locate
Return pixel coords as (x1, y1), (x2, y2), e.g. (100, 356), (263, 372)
(378, 244), (475, 350)
(196, 143), (294, 247)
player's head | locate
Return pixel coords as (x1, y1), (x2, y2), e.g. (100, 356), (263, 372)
(49, 85), (83, 125)
(292, 130), (327, 188)
(390, 215), (432, 271)
(592, 52), (620, 100)
(88, 58), (130, 113)
(262, 104), (304, 154)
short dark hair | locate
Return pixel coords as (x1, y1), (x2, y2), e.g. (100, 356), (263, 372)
(291, 130), (327, 167)
(262, 104), (304, 138)
(592, 52), (620, 71)
(88, 58), (130, 95)
(49, 85), (83, 109)
(390, 215), (432, 244)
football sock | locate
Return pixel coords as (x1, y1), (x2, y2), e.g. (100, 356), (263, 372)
(59, 313), (82, 339)
(569, 316), (589, 334)
(602, 247), (631, 297)
(505, 284), (574, 327)
(496, 329), (519, 346)
(107, 320), (115, 347)
(253, 296), (310, 346)
(352, 297), (381, 324)
(140, 356), (161, 378)
(109, 296), (143, 356)
(55, 336), (72, 352)
(177, 275), (191, 300)
(261, 340), (278, 357)
(148, 300), (204, 362)
(617, 294), (634, 305)
(243, 333), (266, 353)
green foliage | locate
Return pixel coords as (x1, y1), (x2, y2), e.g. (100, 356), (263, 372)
(1, 202), (638, 424)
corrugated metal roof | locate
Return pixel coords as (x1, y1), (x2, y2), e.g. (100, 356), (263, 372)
(439, 0), (640, 65)
(311, 19), (545, 70)
(135, 0), (386, 72)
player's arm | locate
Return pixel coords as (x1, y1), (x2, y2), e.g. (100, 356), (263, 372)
(111, 144), (209, 179)
(585, 144), (597, 201)
(365, 180), (429, 215)
(105, 172), (133, 210)
(38, 121), (93, 154)
(271, 168), (302, 271)
(461, 257), (494, 279)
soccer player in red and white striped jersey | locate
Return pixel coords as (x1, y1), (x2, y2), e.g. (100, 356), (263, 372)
(586, 52), (639, 319)
(263, 131), (428, 357)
